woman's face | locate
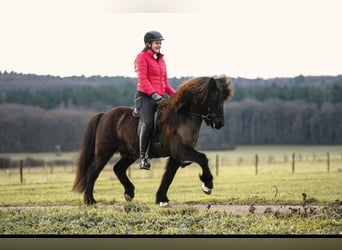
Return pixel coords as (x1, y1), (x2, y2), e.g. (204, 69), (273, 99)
(150, 40), (162, 53)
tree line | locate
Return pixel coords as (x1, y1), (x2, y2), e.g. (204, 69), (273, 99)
(0, 72), (341, 152)
(2, 82), (342, 110)
(0, 104), (95, 152)
(1, 73), (342, 110)
(1, 100), (341, 153)
(197, 99), (342, 149)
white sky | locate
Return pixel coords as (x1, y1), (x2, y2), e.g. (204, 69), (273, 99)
(0, 0), (341, 78)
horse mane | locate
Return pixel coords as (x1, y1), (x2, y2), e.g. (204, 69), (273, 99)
(159, 75), (233, 136)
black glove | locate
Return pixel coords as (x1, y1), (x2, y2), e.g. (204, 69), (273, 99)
(151, 93), (165, 104)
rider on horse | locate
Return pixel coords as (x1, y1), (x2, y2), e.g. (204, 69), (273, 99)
(134, 31), (176, 170)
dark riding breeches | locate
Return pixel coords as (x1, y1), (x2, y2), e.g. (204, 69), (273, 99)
(134, 91), (157, 158)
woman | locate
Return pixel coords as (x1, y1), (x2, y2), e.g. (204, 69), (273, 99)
(134, 31), (176, 170)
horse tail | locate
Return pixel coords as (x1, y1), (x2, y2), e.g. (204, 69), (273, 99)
(72, 112), (104, 192)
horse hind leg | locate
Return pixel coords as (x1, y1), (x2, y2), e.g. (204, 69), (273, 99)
(113, 157), (137, 202)
(84, 154), (113, 205)
(84, 162), (98, 205)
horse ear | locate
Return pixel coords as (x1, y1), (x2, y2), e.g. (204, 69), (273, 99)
(209, 77), (215, 86)
(209, 77), (218, 92)
(209, 77), (222, 92)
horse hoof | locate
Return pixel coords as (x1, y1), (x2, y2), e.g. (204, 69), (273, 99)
(124, 193), (133, 202)
(159, 202), (170, 208)
(84, 197), (96, 206)
(202, 183), (212, 195)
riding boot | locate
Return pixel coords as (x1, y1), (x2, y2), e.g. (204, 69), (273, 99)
(139, 124), (151, 170)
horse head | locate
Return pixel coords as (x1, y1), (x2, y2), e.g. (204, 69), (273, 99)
(192, 77), (231, 129)
(176, 75), (233, 129)
(160, 75), (233, 133)
(200, 76), (233, 129)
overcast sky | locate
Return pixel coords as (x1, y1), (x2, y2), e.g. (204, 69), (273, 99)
(0, 0), (341, 78)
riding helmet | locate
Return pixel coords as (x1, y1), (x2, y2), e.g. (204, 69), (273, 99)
(144, 31), (164, 44)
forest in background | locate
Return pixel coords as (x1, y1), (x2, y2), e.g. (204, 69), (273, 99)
(0, 71), (341, 152)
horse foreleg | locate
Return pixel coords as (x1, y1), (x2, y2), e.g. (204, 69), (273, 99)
(177, 146), (214, 195)
(113, 157), (136, 202)
(156, 157), (180, 206)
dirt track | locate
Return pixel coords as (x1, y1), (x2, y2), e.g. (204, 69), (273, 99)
(0, 204), (323, 215)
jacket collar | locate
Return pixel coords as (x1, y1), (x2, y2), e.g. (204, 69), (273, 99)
(146, 49), (164, 59)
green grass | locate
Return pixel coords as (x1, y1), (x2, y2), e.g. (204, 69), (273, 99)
(1, 145), (342, 206)
(0, 146), (341, 234)
(0, 162), (341, 206)
(1, 204), (341, 235)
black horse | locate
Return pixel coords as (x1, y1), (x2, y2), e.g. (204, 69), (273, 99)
(73, 75), (233, 206)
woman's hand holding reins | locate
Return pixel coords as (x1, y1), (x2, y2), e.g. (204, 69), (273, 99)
(151, 93), (165, 104)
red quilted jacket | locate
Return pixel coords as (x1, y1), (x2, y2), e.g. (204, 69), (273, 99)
(136, 49), (176, 96)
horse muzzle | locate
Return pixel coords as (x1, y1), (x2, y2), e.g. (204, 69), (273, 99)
(211, 118), (224, 129)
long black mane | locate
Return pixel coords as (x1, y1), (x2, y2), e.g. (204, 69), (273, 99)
(159, 75), (233, 135)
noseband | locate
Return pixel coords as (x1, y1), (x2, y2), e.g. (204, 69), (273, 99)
(202, 112), (217, 121)
(189, 110), (217, 122)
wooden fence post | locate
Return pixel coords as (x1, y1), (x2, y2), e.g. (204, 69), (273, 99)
(327, 152), (330, 172)
(255, 154), (258, 175)
(20, 160), (23, 184)
(215, 155), (219, 176)
(292, 153), (295, 174)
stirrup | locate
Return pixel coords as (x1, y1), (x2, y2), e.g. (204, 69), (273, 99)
(140, 158), (151, 170)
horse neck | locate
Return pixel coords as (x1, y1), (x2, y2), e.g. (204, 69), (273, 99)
(159, 103), (203, 136)
(188, 102), (207, 120)
(179, 103), (204, 129)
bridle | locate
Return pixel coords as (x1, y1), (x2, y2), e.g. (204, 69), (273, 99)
(188, 78), (224, 122)
(189, 108), (218, 122)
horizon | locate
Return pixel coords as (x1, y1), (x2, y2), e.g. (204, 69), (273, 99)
(1, 69), (341, 81)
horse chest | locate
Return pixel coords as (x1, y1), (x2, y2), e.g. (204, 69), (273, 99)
(177, 125), (200, 147)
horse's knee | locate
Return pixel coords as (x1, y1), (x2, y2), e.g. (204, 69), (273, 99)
(113, 158), (134, 176)
(202, 153), (209, 163)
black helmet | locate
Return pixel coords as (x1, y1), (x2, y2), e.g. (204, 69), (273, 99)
(144, 31), (164, 44)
